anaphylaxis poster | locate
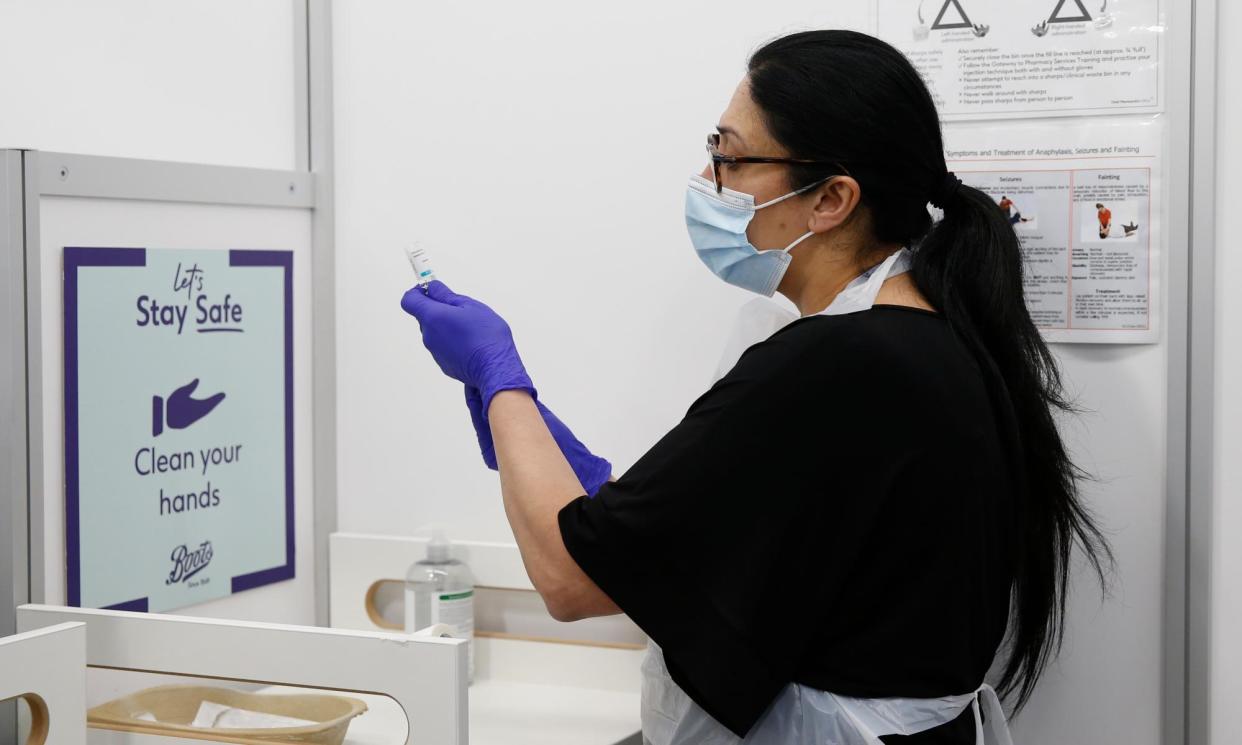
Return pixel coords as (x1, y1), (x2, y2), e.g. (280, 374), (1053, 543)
(877, 0), (1163, 119)
(943, 118), (1162, 344)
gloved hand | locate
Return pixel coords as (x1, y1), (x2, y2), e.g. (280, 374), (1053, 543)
(400, 280), (536, 414)
(464, 385), (613, 497)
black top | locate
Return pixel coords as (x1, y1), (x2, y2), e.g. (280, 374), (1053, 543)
(558, 306), (1017, 743)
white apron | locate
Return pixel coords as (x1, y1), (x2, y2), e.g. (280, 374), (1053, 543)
(648, 249), (1015, 744)
(713, 248), (914, 380)
(641, 641), (1012, 745)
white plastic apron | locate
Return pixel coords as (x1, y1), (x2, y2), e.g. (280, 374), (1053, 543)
(641, 641), (1012, 745)
(713, 248), (913, 381)
(655, 248), (1014, 744)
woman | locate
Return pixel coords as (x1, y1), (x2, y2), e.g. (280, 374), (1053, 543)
(400, 30), (1109, 745)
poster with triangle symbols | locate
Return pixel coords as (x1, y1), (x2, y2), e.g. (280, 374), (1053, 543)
(932, 0), (973, 30)
(1048, 0), (1093, 23)
(876, 0), (1162, 119)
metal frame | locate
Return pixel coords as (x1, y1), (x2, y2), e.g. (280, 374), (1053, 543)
(31, 152), (312, 208)
(21, 152), (43, 612)
(15, 156), (42, 614)
(304, 0), (338, 630)
(1, 149), (28, 745)
(1184, 1), (1219, 743)
(1162, 0), (1218, 742)
(1164, 2), (1193, 743)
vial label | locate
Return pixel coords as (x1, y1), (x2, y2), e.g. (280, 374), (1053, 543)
(406, 246), (437, 285)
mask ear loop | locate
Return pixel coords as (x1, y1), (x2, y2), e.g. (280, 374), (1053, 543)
(754, 175), (834, 210)
(758, 176), (835, 254)
(781, 230), (817, 254)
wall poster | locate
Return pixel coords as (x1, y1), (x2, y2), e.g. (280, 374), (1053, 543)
(64, 247), (294, 612)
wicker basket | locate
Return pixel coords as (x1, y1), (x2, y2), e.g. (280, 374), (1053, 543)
(87, 685), (368, 745)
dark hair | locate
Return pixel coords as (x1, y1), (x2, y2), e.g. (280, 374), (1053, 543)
(748, 30), (1111, 712)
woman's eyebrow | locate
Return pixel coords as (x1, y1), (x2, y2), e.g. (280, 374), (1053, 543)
(716, 124), (747, 149)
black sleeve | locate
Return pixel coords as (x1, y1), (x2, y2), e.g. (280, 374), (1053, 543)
(558, 317), (923, 737)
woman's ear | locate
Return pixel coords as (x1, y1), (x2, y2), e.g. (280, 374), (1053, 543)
(807, 176), (862, 234)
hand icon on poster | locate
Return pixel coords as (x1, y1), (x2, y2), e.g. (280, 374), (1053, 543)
(153, 379), (225, 437)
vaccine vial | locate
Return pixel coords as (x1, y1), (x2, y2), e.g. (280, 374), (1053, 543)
(405, 244), (437, 286)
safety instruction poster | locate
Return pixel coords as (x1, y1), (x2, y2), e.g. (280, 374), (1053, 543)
(64, 247), (294, 612)
(944, 119), (1161, 343)
(876, 0), (1163, 119)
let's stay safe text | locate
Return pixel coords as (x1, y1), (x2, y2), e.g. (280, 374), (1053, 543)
(135, 263), (245, 334)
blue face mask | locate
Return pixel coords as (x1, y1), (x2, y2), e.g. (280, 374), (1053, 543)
(684, 174), (826, 297)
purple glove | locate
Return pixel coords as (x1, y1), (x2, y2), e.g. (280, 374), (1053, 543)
(400, 281), (536, 413)
(465, 385), (613, 497)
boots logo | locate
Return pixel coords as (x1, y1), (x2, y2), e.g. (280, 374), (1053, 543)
(166, 541), (214, 585)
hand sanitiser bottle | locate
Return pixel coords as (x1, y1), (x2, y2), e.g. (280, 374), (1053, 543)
(404, 530), (475, 682)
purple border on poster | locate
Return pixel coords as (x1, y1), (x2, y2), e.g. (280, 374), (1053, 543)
(62, 247), (295, 609)
(227, 249), (296, 593)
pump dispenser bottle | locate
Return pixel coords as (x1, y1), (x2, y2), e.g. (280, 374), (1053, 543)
(404, 529), (475, 682)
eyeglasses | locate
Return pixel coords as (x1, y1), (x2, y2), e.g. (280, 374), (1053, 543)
(706, 133), (846, 194)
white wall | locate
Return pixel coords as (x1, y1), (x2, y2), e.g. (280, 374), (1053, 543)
(0, 0), (296, 170)
(1212, 1), (1242, 741)
(1009, 343), (1167, 744)
(332, 0), (872, 541)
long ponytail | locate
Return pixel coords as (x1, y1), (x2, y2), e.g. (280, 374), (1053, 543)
(919, 181), (1113, 709)
(748, 30), (1113, 712)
